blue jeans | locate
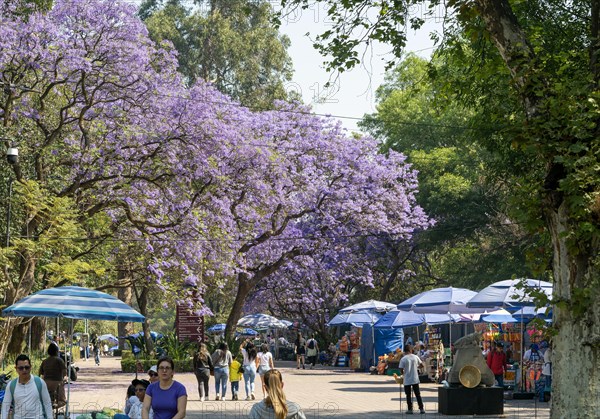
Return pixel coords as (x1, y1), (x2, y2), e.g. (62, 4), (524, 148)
(231, 381), (239, 395)
(214, 367), (229, 397)
(494, 374), (504, 387)
(243, 364), (256, 397)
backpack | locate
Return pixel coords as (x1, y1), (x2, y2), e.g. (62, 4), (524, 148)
(9, 375), (48, 419)
(307, 339), (316, 350)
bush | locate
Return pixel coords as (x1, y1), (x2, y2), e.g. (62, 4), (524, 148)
(120, 357), (193, 373)
(112, 349), (122, 357)
(121, 350), (133, 360)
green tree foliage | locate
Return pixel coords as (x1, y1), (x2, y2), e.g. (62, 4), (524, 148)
(279, 1), (600, 415)
(360, 54), (549, 294)
(140, 0), (294, 108)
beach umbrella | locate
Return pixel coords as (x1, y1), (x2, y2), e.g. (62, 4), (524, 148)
(97, 334), (118, 343)
(374, 310), (457, 328)
(2, 285), (144, 418)
(339, 300), (396, 313)
(237, 313), (287, 329)
(467, 279), (553, 393)
(480, 309), (519, 323)
(236, 328), (259, 337)
(2, 286), (145, 322)
(207, 323), (226, 333)
(327, 311), (383, 327)
(279, 320), (293, 328)
(466, 279), (553, 310)
(398, 287), (481, 314)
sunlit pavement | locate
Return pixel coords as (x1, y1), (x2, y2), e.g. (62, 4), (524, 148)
(67, 357), (550, 418)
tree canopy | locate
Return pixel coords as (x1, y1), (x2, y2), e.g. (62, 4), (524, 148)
(140, 0), (294, 108)
(279, 0), (600, 416)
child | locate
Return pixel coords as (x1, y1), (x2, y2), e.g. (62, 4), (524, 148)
(230, 353), (243, 401)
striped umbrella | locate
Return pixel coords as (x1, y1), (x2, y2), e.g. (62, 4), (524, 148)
(2, 286), (144, 322)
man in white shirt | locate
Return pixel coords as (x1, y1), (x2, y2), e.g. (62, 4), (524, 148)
(1, 354), (53, 419)
(399, 345), (425, 415)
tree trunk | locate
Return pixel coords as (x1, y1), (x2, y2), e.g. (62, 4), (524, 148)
(225, 274), (252, 339)
(31, 317), (47, 352)
(118, 285), (134, 349)
(545, 202), (600, 417)
(7, 322), (27, 355)
(138, 287), (154, 355)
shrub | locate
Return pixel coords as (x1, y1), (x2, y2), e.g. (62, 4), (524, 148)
(120, 357), (193, 373)
(121, 350), (133, 360)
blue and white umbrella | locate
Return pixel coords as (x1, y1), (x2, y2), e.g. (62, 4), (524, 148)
(339, 300), (396, 313)
(97, 334), (118, 343)
(327, 311), (383, 327)
(236, 328), (259, 337)
(480, 309), (518, 323)
(207, 323), (226, 333)
(237, 313), (287, 329)
(374, 310), (457, 328)
(2, 286), (144, 322)
(398, 287), (481, 314)
(466, 279), (553, 310)
(2, 286), (144, 418)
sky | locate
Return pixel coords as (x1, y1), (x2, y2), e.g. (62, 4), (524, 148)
(277, 2), (441, 132)
(127, 0), (441, 132)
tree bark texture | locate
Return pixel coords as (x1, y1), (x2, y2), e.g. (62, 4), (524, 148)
(118, 285), (134, 349)
(225, 274), (252, 340)
(474, 1), (600, 417)
(545, 202), (600, 418)
(138, 286), (154, 354)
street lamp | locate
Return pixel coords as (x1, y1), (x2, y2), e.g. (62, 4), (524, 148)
(5, 147), (18, 247)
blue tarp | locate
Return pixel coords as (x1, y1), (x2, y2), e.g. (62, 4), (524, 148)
(360, 324), (403, 370)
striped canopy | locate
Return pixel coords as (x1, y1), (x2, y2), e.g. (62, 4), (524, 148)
(2, 286), (145, 322)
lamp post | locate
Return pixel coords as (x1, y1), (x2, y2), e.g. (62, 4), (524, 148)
(5, 147), (18, 247)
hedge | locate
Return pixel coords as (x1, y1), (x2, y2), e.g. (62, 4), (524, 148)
(120, 357), (193, 373)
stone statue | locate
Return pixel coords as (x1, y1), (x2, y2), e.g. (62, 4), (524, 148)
(449, 332), (495, 387)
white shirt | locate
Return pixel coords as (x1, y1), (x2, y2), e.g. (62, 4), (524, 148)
(399, 354), (423, 386)
(0, 376), (53, 419)
(257, 351), (273, 368)
(128, 395), (154, 419)
(542, 349), (552, 376)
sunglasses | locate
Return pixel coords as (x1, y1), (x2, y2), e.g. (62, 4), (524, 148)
(149, 373), (158, 377)
(17, 365), (31, 371)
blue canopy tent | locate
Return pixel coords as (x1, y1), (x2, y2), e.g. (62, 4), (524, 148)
(2, 286), (144, 418)
(360, 323), (404, 370)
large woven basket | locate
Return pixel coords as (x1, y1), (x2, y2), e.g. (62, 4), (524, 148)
(459, 365), (481, 388)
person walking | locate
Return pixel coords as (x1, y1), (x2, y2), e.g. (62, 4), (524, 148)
(211, 342), (233, 401)
(257, 343), (275, 399)
(541, 343), (552, 402)
(305, 334), (319, 369)
(229, 354), (243, 401)
(294, 333), (306, 370)
(39, 343), (67, 409)
(487, 341), (508, 388)
(1, 354), (53, 419)
(192, 343), (213, 401)
(398, 345), (425, 415)
(142, 357), (187, 419)
(241, 339), (258, 401)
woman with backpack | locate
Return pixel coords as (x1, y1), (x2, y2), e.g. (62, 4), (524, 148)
(306, 334), (319, 369)
(193, 343), (213, 401)
(294, 333), (306, 370)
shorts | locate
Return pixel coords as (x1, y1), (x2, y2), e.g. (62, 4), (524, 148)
(258, 365), (271, 376)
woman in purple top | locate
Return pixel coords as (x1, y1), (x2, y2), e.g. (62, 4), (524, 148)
(142, 357), (187, 419)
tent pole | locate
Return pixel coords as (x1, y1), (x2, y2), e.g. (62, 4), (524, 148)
(66, 318), (73, 419)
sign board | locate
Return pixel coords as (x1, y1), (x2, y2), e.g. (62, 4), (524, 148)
(176, 304), (204, 343)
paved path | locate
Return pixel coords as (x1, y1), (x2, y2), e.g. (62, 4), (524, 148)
(66, 357), (550, 418)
